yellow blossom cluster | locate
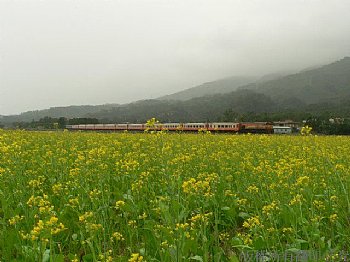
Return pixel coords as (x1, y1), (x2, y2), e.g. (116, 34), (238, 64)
(1, 129), (350, 260)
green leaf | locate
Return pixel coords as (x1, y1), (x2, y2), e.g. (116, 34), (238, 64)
(286, 248), (301, 253)
(51, 254), (65, 262)
(229, 254), (240, 262)
(139, 248), (146, 255)
(253, 236), (267, 250)
(231, 237), (243, 246)
(42, 249), (50, 262)
(296, 239), (309, 250)
(238, 212), (250, 219)
(189, 255), (203, 261)
(83, 254), (94, 262)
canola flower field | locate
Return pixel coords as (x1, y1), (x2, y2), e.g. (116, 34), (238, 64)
(0, 129), (350, 261)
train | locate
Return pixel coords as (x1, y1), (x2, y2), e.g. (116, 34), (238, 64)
(66, 122), (274, 134)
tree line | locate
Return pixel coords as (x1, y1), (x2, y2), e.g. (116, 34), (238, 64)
(10, 117), (99, 130)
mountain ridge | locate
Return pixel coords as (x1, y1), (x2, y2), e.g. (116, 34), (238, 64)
(1, 56), (350, 125)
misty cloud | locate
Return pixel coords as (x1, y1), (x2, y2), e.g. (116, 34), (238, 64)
(1, 0), (350, 115)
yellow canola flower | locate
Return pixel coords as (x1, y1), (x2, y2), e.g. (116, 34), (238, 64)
(243, 216), (261, 229)
(289, 194), (303, 206)
(111, 231), (124, 241)
(262, 201), (279, 215)
(330, 214), (338, 223)
(246, 185), (259, 193)
(129, 253), (143, 262)
(8, 215), (24, 225)
(79, 212), (93, 222)
(115, 200), (125, 209)
(46, 216), (58, 226)
(295, 176), (310, 186)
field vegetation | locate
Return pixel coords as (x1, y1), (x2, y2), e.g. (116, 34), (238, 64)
(0, 129), (349, 261)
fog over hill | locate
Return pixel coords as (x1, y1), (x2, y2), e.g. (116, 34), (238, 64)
(1, 57), (350, 126)
(1, 1), (350, 115)
(240, 57), (350, 104)
(159, 76), (259, 101)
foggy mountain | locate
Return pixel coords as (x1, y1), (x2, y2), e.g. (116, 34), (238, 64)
(159, 76), (258, 101)
(240, 57), (350, 104)
(1, 57), (350, 125)
(159, 71), (293, 101)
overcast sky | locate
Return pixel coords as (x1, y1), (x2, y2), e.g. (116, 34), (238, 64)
(1, 0), (350, 115)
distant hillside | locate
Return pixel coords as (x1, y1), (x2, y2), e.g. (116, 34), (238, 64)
(159, 76), (258, 101)
(85, 57), (350, 122)
(88, 90), (278, 123)
(240, 57), (350, 104)
(1, 104), (118, 123)
(2, 57), (350, 126)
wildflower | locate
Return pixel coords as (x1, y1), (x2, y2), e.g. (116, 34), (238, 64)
(329, 214), (338, 223)
(295, 176), (310, 186)
(46, 216), (58, 226)
(262, 201), (279, 215)
(79, 212), (93, 222)
(175, 223), (189, 230)
(8, 215), (24, 225)
(289, 194), (303, 206)
(128, 220), (137, 228)
(138, 212), (147, 220)
(115, 200), (125, 209)
(313, 200), (325, 210)
(300, 125), (312, 135)
(189, 212), (212, 228)
(128, 253), (143, 262)
(52, 183), (63, 195)
(89, 189), (101, 200)
(51, 223), (66, 235)
(237, 198), (247, 206)
(282, 227), (293, 233)
(68, 198), (79, 207)
(267, 227), (276, 233)
(219, 232), (230, 242)
(246, 185), (259, 193)
(243, 216), (261, 229)
(237, 232), (252, 245)
(111, 231), (124, 241)
(85, 223), (102, 233)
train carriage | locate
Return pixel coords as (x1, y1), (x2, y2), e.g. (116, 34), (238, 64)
(208, 122), (240, 132)
(66, 121), (274, 134)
